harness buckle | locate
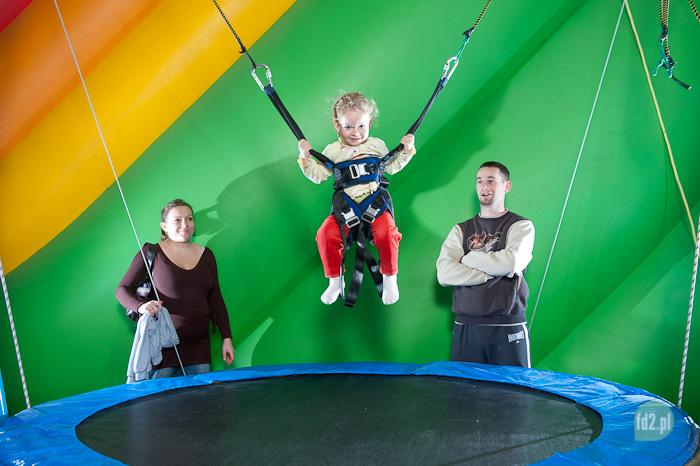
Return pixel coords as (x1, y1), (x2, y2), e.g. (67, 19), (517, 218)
(341, 210), (360, 229)
(349, 163), (370, 179)
(362, 205), (381, 224)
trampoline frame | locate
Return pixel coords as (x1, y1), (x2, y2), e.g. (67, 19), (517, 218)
(0, 361), (697, 465)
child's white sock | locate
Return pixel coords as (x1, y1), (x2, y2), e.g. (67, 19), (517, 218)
(382, 274), (399, 305)
(321, 276), (342, 305)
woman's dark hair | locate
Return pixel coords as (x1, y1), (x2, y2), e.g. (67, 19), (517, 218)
(160, 199), (193, 240)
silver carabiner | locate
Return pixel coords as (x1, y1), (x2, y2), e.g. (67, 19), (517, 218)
(442, 56), (460, 83)
(251, 64), (273, 91)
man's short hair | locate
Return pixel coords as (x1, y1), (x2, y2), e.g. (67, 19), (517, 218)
(479, 161), (510, 181)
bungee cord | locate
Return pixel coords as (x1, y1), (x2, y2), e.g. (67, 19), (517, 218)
(652, 0), (699, 89)
(212, 0), (492, 156)
(212, 0), (257, 68)
(52, 0), (186, 377)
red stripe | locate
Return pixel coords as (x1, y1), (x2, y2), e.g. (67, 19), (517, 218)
(0, 0), (31, 32)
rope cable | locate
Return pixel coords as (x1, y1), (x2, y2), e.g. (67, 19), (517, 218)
(626, 0), (699, 409)
(52, 0), (186, 376)
(529, 1), (626, 332)
(678, 214), (700, 407)
(0, 257), (31, 410)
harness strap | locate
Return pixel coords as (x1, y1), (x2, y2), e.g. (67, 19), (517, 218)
(345, 223), (383, 307)
(362, 190), (393, 223)
(263, 85), (305, 140)
(213, 0), (490, 166)
(333, 158), (383, 190)
(332, 191), (390, 306)
(127, 243), (157, 322)
(383, 77), (447, 164)
(382, 12), (485, 164)
(261, 85), (335, 168)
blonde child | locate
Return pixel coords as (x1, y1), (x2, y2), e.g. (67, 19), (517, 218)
(298, 92), (416, 305)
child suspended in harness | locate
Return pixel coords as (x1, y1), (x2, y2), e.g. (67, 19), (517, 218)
(213, 0), (491, 306)
(297, 92), (416, 306)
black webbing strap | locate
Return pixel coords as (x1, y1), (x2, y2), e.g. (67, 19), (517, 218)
(406, 78), (448, 136)
(126, 243), (157, 322)
(333, 192), (386, 307)
(382, 1), (494, 164)
(344, 223), (383, 307)
(213, 0), (494, 166)
(263, 85), (335, 167)
(383, 77), (448, 163)
(211, 0), (335, 166)
(263, 85), (305, 139)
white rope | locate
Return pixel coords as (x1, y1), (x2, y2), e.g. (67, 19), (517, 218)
(528, 1), (626, 332)
(52, 0), (186, 376)
(678, 213), (700, 407)
(0, 257), (31, 409)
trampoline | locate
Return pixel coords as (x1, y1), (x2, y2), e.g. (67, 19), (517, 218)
(0, 362), (697, 465)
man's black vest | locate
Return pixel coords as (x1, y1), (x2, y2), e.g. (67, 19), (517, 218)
(452, 211), (529, 325)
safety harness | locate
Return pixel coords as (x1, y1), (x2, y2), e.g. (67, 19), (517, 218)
(213, 0), (492, 305)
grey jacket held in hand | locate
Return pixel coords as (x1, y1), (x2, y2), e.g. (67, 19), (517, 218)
(126, 307), (180, 383)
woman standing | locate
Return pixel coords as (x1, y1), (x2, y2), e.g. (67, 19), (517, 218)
(116, 199), (234, 378)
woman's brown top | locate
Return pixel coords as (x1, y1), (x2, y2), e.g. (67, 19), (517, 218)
(116, 244), (232, 368)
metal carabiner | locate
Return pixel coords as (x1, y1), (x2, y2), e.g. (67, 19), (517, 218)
(652, 35), (672, 77)
(651, 56), (691, 90)
(442, 56), (460, 83)
(251, 64), (273, 91)
(652, 57), (667, 77)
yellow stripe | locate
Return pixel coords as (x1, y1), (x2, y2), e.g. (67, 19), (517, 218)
(0, 0), (295, 273)
(0, 0), (162, 159)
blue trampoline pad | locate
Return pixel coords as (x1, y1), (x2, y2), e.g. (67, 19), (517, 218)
(0, 362), (697, 465)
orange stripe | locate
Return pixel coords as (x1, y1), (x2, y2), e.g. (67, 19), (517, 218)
(0, 0), (162, 159)
(0, 0), (295, 274)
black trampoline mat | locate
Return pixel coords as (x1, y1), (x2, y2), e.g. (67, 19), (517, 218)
(76, 374), (602, 465)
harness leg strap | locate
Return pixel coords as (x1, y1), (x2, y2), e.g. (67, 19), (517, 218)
(344, 223), (383, 307)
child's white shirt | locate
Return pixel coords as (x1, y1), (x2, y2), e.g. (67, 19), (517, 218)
(297, 136), (415, 201)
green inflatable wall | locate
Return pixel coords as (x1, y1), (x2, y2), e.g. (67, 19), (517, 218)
(2, 0), (699, 426)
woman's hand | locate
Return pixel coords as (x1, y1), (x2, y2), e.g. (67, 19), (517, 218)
(138, 300), (162, 316)
(298, 139), (312, 160)
(222, 338), (235, 365)
(401, 133), (415, 154)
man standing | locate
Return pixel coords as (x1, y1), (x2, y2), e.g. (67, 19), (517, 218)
(436, 161), (535, 367)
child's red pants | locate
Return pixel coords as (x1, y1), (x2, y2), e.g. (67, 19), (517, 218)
(316, 211), (401, 278)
